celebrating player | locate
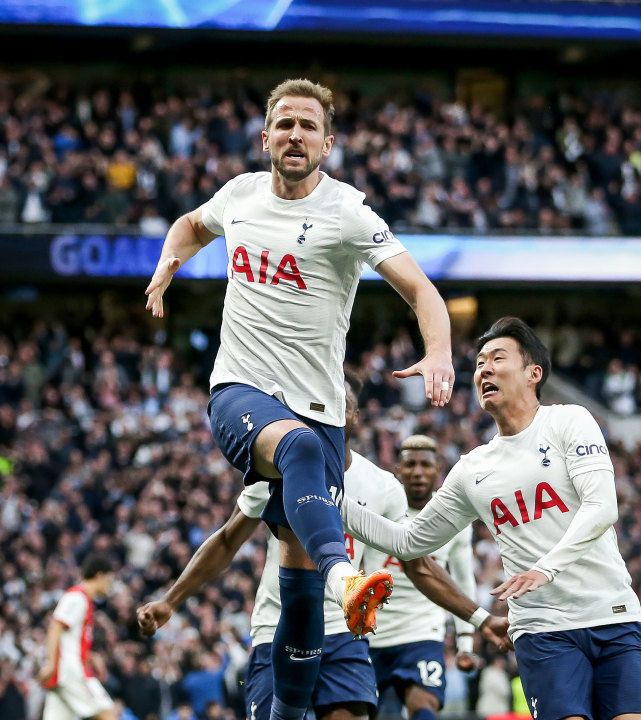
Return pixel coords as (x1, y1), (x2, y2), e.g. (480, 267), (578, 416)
(39, 554), (116, 720)
(137, 381), (504, 720)
(342, 316), (641, 720)
(144, 78), (454, 720)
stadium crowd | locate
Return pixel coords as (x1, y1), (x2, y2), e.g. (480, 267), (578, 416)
(2, 73), (641, 235)
(1, 314), (641, 720)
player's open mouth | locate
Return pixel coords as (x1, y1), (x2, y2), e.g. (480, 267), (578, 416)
(481, 381), (499, 398)
(285, 152), (305, 159)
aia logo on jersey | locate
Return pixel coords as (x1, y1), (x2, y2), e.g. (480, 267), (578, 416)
(576, 443), (608, 456)
(231, 246), (307, 290)
(297, 219), (313, 244)
(491, 482), (569, 535)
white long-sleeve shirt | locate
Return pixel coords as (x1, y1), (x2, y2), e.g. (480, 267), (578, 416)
(363, 511), (475, 649)
(343, 404), (641, 640)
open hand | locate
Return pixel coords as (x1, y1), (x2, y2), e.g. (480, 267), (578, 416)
(145, 257), (181, 318)
(393, 349), (454, 407)
(491, 569), (549, 601)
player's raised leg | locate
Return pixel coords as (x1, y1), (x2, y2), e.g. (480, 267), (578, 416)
(252, 419), (392, 720)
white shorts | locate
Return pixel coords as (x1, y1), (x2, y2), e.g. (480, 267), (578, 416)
(43, 676), (113, 720)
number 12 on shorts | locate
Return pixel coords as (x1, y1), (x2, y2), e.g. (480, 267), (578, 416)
(417, 660), (443, 687)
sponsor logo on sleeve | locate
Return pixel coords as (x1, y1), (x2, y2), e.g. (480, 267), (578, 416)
(372, 230), (395, 244)
(576, 443), (609, 456)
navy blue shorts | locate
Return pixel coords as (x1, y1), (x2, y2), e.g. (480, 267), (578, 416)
(208, 383), (345, 532)
(514, 621), (641, 720)
(370, 640), (446, 708)
(245, 633), (378, 720)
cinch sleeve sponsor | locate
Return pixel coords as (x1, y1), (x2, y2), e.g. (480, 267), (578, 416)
(558, 405), (614, 478)
(340, 195), (407, 269)
(201, 175), (245, 235)
(237, 482), (270, 519)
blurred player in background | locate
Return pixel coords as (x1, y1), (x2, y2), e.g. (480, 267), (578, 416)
(138, 380), (506, 720)
(365, 434), (491, 720)
(39, 554), (115, 720)
(342, 316), (641, 720)
(144, 77), (454, 720)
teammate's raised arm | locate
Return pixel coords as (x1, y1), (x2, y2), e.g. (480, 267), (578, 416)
(376, 252), (454, 407)
(145, 205), (218, 318)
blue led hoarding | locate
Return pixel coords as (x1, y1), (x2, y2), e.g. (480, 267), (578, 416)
(3, 0), (641, 40)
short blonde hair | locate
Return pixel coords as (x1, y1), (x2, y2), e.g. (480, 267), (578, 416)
(265, 78), (334, 136)
(400, 435), (437, 452)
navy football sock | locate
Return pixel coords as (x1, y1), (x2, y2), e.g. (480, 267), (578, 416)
(270, 567), (325, 718)
(411, 708), (438, 720)
(274, 428), (348, 578)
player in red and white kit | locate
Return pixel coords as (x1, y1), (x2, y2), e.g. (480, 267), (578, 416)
(342, 317), (641, 720)
(39, 554), (115, 720)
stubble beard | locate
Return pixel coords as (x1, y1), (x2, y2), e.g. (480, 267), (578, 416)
(271, 151), (322, 182)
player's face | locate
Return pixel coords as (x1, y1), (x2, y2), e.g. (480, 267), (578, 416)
(397, 449), (438, 508)
(474, 337), (539, 412)
(262, 96), (334, 182)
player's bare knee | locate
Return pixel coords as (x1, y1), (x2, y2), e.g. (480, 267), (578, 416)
(404, 685), (440, 714)
(252, 419), (308, 477)
(279, 527), (316, 569)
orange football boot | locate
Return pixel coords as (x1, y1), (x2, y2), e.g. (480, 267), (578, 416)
(343, 570), (393, 638)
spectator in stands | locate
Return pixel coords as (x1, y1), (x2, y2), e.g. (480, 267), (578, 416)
(602, 358), (638, 415)
(475, 655), (511, 718)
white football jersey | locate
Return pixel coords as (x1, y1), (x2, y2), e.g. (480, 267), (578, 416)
(201, 172), (406, 426)
(236, 450), (407, 646)
(364, 513), (475, 649)
(430, 404), (641, 640)
(51, 588), (93, 684)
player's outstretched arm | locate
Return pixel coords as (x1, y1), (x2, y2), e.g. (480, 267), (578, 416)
(145, 205), (219, 318)
(136, 505), (259, 637)
(376, 253), (454, 407)
(402, 557), (511, 653)
(341, 495), (460, 560)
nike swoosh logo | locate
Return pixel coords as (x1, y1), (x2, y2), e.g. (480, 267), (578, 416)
(231, 218), (246, 224)
(476, 472), (493, 485)
(289, 655), (318, 662)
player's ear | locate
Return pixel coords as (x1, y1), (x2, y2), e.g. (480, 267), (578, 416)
(322, 134), (334, 157)
(261, 129), (269, 152)
(530, 364), (542, 385)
